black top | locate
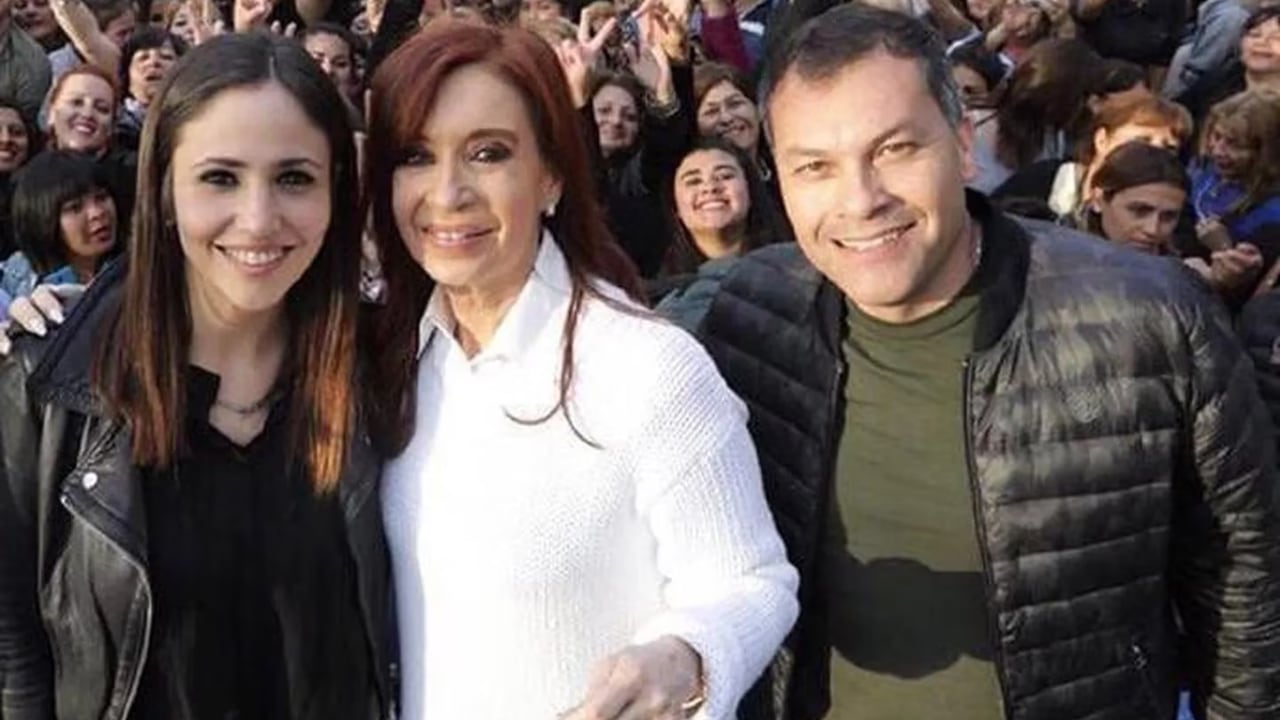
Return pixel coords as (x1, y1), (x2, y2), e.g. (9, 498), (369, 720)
(1074, 0), (1186, 65)
(133, 366), (373, 720)
(1176, 60), (1246, 129)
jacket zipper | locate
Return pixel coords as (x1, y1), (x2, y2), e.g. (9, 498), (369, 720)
(819, 357), (847, 569)
(1130, 641), (1160, 715)
(962, 357), (1012, 715)
(60, 490), (153, 720)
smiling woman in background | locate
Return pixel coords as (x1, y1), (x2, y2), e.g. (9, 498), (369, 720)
(693, 62), (776, 194)
(42, 64), (139, 220)
(366, 19), (797, 720)
(0, 98), (38, 257)
(651, 136), (787, 314)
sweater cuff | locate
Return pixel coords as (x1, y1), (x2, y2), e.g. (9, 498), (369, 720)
(632, 610), (743, 719)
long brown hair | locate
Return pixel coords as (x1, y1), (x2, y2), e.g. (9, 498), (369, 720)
(93, 32), (362, 493)
(995, 39), (1101, 169)
(364, 18), (642, 456)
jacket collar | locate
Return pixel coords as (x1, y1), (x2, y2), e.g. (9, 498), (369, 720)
(26, 256), (125, 416)
(969, 190), (1032, 353)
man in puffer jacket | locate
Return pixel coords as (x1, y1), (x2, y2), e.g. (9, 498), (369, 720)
(664, 5), (1280, 720)
(1239, 271), (1280, 460)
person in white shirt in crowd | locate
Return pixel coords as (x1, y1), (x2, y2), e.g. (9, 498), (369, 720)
(362, 17), (798, 720)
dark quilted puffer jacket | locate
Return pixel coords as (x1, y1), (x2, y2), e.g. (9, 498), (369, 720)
(1239, 290), (1280, 461)
(691, 195), (1280, 720)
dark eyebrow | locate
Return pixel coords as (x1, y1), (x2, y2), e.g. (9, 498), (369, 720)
(193, 157), (324, 170)
(413, 128), (521, 146)
(779, 120), (914, 160)
(469, 128), (520, 144)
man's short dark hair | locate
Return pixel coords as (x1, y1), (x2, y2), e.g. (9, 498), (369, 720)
(759, 3), (963, 139)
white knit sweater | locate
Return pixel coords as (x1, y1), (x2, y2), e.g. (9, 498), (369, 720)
(381, 236), (798, 720)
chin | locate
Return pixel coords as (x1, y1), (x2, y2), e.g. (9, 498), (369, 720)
(227, 290), (294, 315)
(419, 261), (478, 291)
(208, 277), (299, 316)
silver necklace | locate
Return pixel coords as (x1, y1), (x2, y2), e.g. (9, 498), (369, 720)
(972, 223), (984, 270)
(213, 388), (281, 416)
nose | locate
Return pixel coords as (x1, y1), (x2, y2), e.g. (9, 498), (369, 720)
(696, 179), (726, 201)
(835, 162), (893, 220)
(86, 196), (112, 222)
(237, 182), (283, 238)
(1139, 214), (1163, 238)
(427, 157), (474, 213)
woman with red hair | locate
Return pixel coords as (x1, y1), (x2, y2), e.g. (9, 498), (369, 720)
(365, 18), (797, 720)
(40, 63), (137, 220)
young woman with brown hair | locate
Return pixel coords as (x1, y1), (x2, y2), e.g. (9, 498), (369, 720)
(1079, 140), (1189, 256)
(0, 32), (392, 720)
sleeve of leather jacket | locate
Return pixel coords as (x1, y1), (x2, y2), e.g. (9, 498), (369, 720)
(0, 348), (54, 719)
(1173, 290), (1280, 719)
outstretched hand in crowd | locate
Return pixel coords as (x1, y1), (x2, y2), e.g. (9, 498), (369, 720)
(554, 0), (688, 109)
(555, 9), (620, 108)
(0, 284), (85, 357)
(234, 0), (298, 34)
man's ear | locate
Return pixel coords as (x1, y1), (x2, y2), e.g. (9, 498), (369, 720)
(958, 115), (977, 183)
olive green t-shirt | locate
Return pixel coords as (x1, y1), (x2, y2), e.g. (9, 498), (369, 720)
(821, 275), (1002, 719)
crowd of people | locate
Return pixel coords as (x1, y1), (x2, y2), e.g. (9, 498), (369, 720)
(1, 0), (1280, 716)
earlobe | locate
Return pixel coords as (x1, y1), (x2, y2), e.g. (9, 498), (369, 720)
(542, 178), (563, 218)
(1093, 128), (1109, 157)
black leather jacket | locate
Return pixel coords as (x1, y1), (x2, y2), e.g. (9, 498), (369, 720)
(0, 262), (394, 720)
(687, 195), (1280, 720)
